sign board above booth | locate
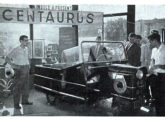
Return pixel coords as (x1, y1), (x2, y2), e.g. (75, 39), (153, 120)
(0, 7), (103, 25)
(36, 5), (72, 11)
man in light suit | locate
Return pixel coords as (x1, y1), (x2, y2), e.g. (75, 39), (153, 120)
(87, 36), (104, 84)
(87, 37), (113, 101)
(88, 36), (104, 62)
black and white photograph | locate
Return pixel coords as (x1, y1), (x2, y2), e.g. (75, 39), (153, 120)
(0, 0), (165, 117)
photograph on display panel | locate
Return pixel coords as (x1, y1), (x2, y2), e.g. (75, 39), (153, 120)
(0, 2), (165, 116)
(33, 40), (45, 59)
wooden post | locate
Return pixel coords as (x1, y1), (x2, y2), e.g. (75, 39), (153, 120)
(29, 5), (34, 58)
(29, 5), (42, 75)
(72, 5), (78, 46)
(127, 5), (135, 40)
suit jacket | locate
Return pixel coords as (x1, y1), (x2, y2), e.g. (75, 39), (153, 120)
(126, 43), (141, 66)
(88, 44), (104, 62)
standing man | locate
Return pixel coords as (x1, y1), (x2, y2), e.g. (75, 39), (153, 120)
(145, 31), (165, 116)
(125, 33), (141, 66)
(6, 35), (33, 109)
(135, 34), (142, 47)
(136, 35), (152, 69)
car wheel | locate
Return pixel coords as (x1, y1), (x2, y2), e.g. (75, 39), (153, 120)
(46, 93), (56, 105)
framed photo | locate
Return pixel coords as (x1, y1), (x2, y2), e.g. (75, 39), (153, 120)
(33, 40), (45, 59)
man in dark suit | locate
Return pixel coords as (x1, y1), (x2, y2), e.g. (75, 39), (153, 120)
(125, 33), (141, 66)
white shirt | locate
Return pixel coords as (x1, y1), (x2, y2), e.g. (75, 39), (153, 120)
(7, 46), (29, 65)
(151, 44), (165, 65)
(151, 48), (157, 62)
(151, 44), (165, 73)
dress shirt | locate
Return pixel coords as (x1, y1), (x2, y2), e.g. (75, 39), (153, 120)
(151, 44), (165, 73)
(151, 44), (165, 65)
(7, 46), (29, 65)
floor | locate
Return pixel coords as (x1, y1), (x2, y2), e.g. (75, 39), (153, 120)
(0, 88), (114, 116)
(0, 88), (156, 116)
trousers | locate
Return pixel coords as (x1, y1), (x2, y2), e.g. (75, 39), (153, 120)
(145, 74), (157, 99)
(13, 65), (30, 106)
(146, 73), (165, 116)
(155, 73), (165, 116)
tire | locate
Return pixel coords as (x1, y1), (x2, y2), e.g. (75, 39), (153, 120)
(46, 93), (56, 105)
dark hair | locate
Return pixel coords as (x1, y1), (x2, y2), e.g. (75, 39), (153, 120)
(136, 35), (142, 40)
(128, 33), (136, 38)
(102, 47), (107, 53)
(19, 35), (28, 42)
(151, 29), (159, 34)
(148, 33), (161, 43)
(96, 36), (101, 40)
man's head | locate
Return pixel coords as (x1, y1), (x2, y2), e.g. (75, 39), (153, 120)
(96, 36), (101, 46)
(151, 29), (159, 34)
(148, 32), (161, 49)
(96, 36), (101, 41)
(135, 35), (142, 46)
(102, 47), (114, 60)
(19, 35), (29, 47)
(47, 54), (51, 58)
(128, 33), (136, 44)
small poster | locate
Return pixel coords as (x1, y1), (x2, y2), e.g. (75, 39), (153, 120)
(33, 40), (45, 58)
(59, 27), (76, 61)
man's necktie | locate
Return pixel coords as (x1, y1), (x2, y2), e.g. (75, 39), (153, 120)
(95, 45), (100, 58)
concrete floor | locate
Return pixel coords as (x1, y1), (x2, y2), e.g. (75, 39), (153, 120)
(0, 88), (156, 116)
(0, 88), (115, 116)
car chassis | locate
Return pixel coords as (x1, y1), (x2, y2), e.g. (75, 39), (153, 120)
(34, 41), (148, 114)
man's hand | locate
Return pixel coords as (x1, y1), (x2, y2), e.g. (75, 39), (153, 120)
(149, 65), (159, 74)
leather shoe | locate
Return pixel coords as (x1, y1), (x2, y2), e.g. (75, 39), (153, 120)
(22, 102), (33, 105)
(14, 105), (21, 109)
